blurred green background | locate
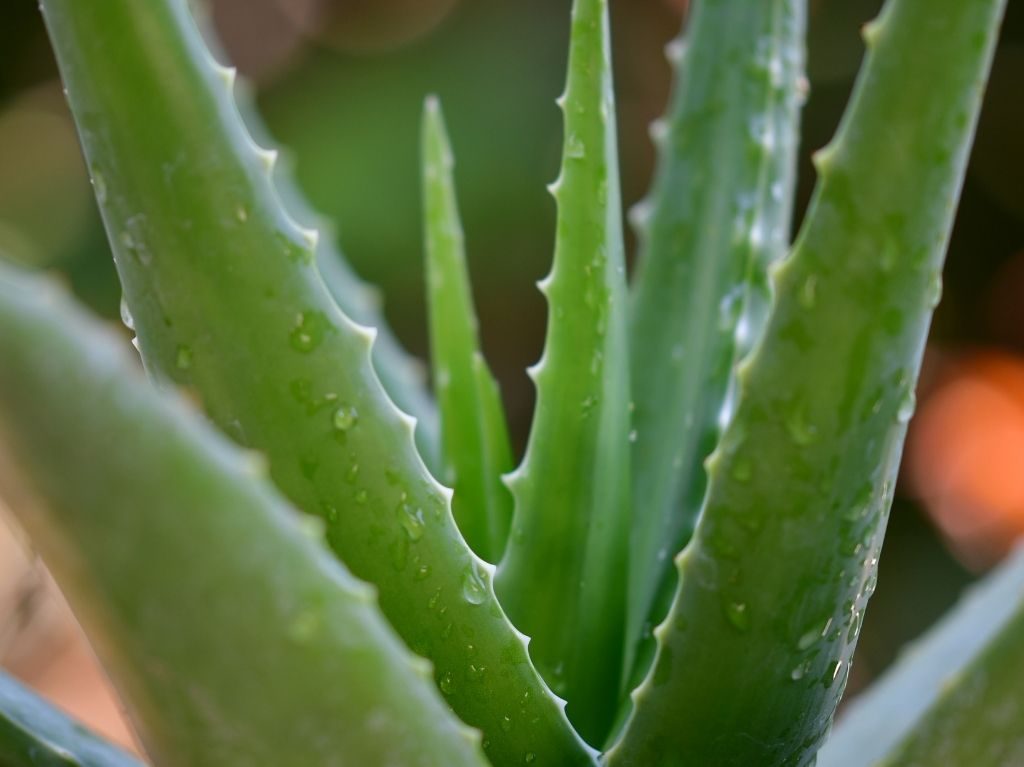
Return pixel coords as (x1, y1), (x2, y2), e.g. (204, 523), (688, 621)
(1, 0), (1023, 708)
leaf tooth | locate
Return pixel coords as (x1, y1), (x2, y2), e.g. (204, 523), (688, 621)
(648, 117), (670, 150)
(811, 143), (839, 175)
(256, 146), (279, 172)
(861, 16), (885, 48)
(628, 198), (654, 239)
(664, 35), (687, 66)
(536, 271), (555, 297)
(298, 226), (319, 250)
(214, 63), (236, 89)
(525, 356), (547, 386)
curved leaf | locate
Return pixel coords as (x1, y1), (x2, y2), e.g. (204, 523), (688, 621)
(421, 97), (514, 563)
(494, 0), (631, 746)
(607, 0), (1006, 763)
(39, 2), (594, 764)
(818, 545), (1024, 767)
(0, 264), (487, 767)
(0, 670), (144, 767)
(624, 0), (805, 692)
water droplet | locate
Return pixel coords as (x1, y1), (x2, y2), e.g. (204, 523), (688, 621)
(565, 133), (586, 159)
(724, 601), (750, 632)
(344, 462), (360, 485)
(797, 618), (831, 651)
(333, 404), (359, 432)
(525, 753), (536, 764)
(462, 562), (488, 605)
(628, 429), (638, 443)
(799, 276), (818, 309)
(428, 588), (443, 610)
(501, 716), (513, 733)
(289, 311), (329, 353)
(897, 388), (917, 423)
(414, 564), (432, 581)
(580, 395), (598, 417)
(439, 671), (454, 695)
(927, 274), (943, 307)
(354, 489), (368, 504)
(235, 204), (249, 223)
(91, 171), (108, 204)
(790, 662), (809, 681)
(823, 660), (843, 688)
(397, 503), (425, 541)
(175, 345), (193, 370)
(390, 534), (409, 571)
(468, 664), (486, 682)
(786, 407), (818, 446)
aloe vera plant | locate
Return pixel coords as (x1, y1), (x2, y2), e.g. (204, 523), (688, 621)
(0, 0), (1012, 764)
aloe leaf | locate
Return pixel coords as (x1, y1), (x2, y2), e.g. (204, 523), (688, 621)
(421, 97), (515, 563)
(40, 2), (593, 764)
(624, 0), (805, 689)
(276, 156), (442, 474)
(494, 0), (631, 746)
(607, 0), (1006, 764)
(194, 10), (442, 473)
(0, 265), (488, 767)
(817, 545), (1024, 767)
(1, 669), (144, 767)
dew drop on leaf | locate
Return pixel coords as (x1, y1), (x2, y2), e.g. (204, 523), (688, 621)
(175, 345), (193, 370)
(333, 404), (359, 432)
(289, 311), (328, 353)
(397, 502), (425, 541)
(897, 389), (917, 423)
(462, 562), (488, 605)
(565, 133), (585, 159)
(724, 601), (750, 632)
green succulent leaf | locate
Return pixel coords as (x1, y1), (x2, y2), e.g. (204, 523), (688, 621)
(40, 1), (593, 764)
(421, 97), (515, 563)
(198, 7), (442, 473)
(0, 264), (488, 767)
(494, 0), (632, 747)
(624, 0), (805, 692)
(0, 669), (144, 767)
(818, 545), (1024, 767)
(607, 0), (1006, 764)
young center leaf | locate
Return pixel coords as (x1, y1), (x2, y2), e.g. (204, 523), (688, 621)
(495, 0), (632, 746)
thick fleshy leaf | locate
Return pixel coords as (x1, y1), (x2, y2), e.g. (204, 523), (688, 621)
(607, 0), (1006, 763)
(818, 545), (1024, 767)
(421, 97), (514, 563)
(0, 264), (487, 767)
(0, 670), (144, 767)
(493, 0), (632, 746)
(197, 4), (442, 473)
(624, 0), (805, 691)
(40, 1), (593, 764)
